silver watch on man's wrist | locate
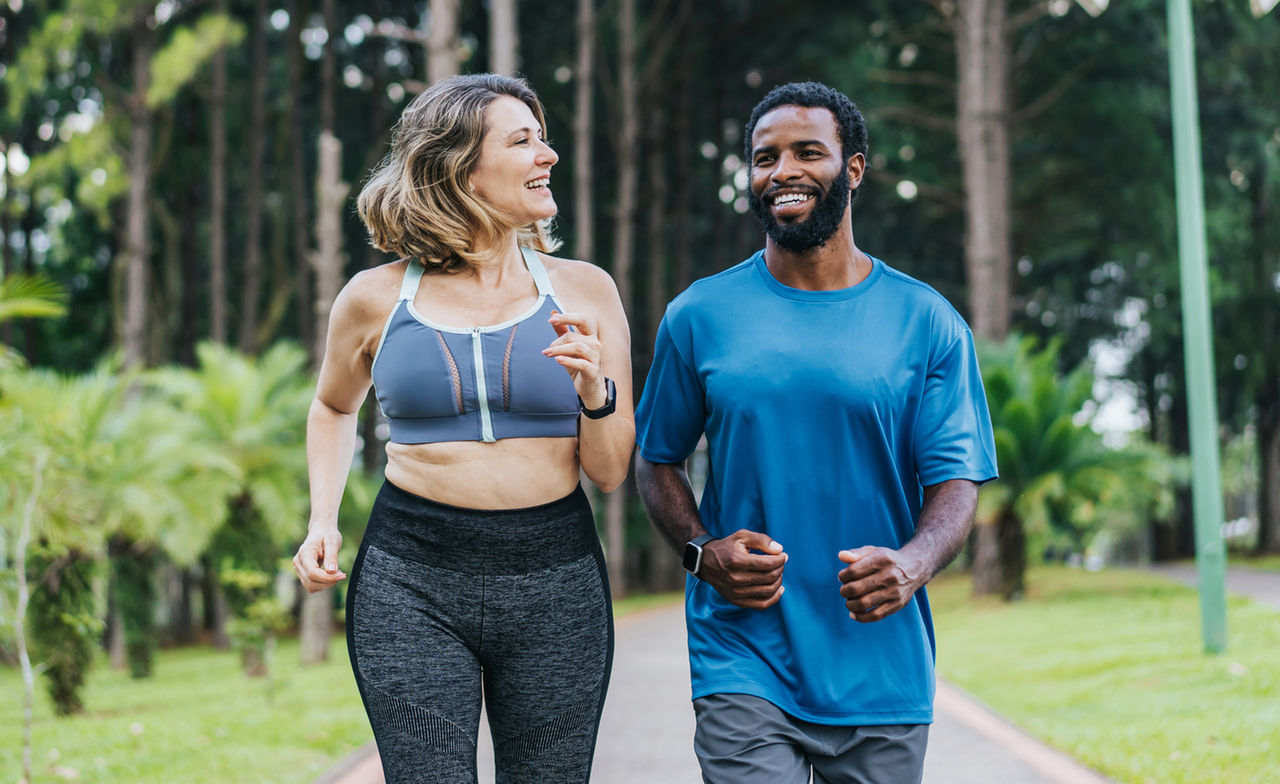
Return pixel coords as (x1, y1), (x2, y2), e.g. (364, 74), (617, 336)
(682, 534), (716, 577)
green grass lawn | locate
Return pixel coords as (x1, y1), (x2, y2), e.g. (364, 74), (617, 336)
(1, 635), (372, 784)
(930, 566), (1280, 784)
(2, 593), (680, 784)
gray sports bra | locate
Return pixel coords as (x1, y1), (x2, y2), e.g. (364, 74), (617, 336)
(370, 248), (580, 444)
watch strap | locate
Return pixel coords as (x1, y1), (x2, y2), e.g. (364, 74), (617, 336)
(579, 377), (616, 419)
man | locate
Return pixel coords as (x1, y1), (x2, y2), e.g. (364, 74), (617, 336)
(634, 81), (998, 784)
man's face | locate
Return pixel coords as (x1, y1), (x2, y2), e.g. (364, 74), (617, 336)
(747, 105), (861, 252)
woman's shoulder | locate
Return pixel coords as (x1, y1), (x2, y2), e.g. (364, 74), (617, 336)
(334, 258), (413, 321)
(539, 253), (619, 301)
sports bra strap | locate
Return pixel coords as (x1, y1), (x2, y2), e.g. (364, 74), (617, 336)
(398, 260), (425, 301)
(521, 246), (555, 298)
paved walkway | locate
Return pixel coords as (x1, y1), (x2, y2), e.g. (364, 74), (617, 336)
(1146, 563), (1280, 610)
(315, 602), (1112, 784)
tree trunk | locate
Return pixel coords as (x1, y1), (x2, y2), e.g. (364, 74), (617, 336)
(201, 554), (231, 648)
(603, 0), (639, 599)
(1250, 146), (1279, 554)
(172, 567), (195, 644)
(238, 0), (269, 354)
(642, 86), (681, 592)
(955, 0), (1012, 341)
(178, 174), (201, 365)
(299, 131), (349, 665)
(673, 48), (694, 293)
(310, 132), (349, 362)
(122, 11), (153, 369)
(955, 0), (1013, 596)
(1, 140), (13, 348)
(428, 0), (461, 84)
(489, 0), (518, 76)
(209, 0), (229, 344)
(996, 506), (1025, 601)
(1256, 408), (1280, 553)
(573, 0), (595, 263)
(359, 38), (391, 476)
(970, 520), (1001, 596)
(289, 0), (314, 361)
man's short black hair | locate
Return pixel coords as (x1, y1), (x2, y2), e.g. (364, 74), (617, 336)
(744, 81), (869, 165)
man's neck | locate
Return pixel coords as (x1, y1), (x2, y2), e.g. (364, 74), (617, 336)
(762, 214), (870, 291)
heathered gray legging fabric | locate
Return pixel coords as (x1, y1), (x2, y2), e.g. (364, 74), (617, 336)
(346, 480), (614, 784)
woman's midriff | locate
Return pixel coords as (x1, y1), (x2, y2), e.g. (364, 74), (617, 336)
(383, 436), (582, 509)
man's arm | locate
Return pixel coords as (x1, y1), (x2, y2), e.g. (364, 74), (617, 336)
(636, 454), (787, 610)
(837, 478), (979, 622)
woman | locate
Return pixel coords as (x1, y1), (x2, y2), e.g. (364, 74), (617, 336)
(292, 74), (634, 783)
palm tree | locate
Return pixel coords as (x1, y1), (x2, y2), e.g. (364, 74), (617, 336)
(149, 341), (313, 670)
(1, 362), (241, 680)
(0, 273), (66, 368)
(977, 336), (1177, 599)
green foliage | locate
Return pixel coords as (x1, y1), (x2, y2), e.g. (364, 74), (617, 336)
(26, 547), (100, 716)
(0, 273), (67, 323)
(147, 13), (246, 108)
(220, 562), (290, 678)
(148, 342), (312, 553)
(978, 335), (1181, 559)
(18, 122), (129, 228)
(0, 273), (67, 369)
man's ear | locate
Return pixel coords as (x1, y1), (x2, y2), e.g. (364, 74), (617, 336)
(847, 152), (866, 191)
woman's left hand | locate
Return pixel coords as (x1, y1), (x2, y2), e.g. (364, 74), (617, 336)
(545, 310), (609, 409)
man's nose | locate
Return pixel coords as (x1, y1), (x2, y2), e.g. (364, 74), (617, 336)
(772, 152), (802, 182)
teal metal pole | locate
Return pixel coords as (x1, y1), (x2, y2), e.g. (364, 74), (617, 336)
(1166, 0), (1227, 653)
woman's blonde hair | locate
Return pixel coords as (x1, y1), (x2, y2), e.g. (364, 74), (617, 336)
(357, 73), (561, 271)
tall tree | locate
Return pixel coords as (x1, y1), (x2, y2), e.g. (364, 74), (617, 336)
(954, 0), (1013, 343)
(299, 0), (344, 666)
(238, 0), (269, 354)
(209, 0), (230, 345)
(605, 0), (639, 597)
(122, 7), (154, 370)
(428, 0), (461, 83)
(490, 0), (519, 76)
(573, 0), (595, 264)
(288, 0), (314, 360)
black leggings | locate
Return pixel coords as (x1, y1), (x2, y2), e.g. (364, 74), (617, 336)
(346, 480), (614, 784)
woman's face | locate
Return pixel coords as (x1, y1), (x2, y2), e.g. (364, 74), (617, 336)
(469, 95), (559, 226)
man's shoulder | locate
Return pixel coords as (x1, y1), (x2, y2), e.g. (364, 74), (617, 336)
(874, 259), (971, 337)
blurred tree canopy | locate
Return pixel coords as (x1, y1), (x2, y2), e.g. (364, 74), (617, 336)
(1, 0), (1276, 606)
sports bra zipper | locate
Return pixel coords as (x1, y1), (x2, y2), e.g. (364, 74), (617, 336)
(471, 328), (496, 442)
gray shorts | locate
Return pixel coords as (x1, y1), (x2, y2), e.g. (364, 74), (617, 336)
(693, 693), (929, 784)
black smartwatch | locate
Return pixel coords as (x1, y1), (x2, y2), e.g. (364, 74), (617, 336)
(683, 534), (717, 577)
(579, 377), (617, 419)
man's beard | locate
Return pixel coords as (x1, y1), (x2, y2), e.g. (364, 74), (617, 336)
(748, 166), (851, 252)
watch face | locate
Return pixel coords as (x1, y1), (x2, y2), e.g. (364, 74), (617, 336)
(682, 542), (701, 573)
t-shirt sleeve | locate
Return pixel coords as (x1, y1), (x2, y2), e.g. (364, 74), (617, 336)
(913, 326), (999, 487)
(635, 315), (706, 464)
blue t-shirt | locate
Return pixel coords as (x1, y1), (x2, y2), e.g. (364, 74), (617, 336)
(635, 251), (998, 725)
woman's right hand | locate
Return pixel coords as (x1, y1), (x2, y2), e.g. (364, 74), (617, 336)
(292, 528), (347, 593)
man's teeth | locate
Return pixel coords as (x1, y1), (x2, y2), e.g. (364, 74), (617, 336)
(525, 177), (550, 189)
(773, 193), (812, 206)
